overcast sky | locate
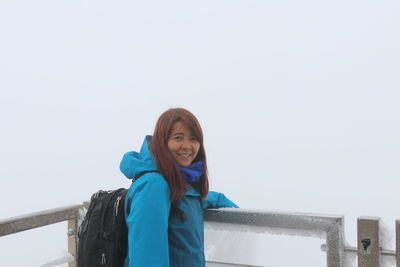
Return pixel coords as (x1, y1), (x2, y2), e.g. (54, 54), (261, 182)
(1, 0), (400, 266)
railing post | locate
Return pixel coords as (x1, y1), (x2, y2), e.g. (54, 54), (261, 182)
(326, 220), (345, 267)
(358, 217), (380, 267)
(67, 213), (78, 267)
(396, 220), (400, 267)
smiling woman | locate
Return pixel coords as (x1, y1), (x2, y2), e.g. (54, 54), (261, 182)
(150, 108), (208, 200)
(119, 107), (238, 267)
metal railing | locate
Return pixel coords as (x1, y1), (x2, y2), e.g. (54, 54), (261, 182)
(205, 209), (345, 267)
(0, 204), (83, 267)
(1, 204), (399, 267)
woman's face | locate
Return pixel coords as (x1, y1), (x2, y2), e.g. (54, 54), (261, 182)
(167, 121), (200, 167)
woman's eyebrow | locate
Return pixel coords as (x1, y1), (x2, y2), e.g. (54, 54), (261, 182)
(172, 132), (184, 136)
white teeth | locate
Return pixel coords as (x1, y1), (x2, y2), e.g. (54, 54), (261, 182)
(179, 153), (191, 158)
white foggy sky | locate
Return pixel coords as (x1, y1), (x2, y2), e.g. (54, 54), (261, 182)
(1, 0), (400, 266)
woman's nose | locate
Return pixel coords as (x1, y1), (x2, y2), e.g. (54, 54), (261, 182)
(181, 140), (191, 150)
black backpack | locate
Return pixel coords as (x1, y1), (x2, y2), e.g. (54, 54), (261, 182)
(77, 171), (159, 267)
(77, 188), (128, 267)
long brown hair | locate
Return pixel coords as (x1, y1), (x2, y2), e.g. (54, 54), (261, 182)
(149, 108), (209, 201)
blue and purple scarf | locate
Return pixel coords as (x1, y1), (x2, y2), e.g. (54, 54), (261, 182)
(178, 161), (204, 184)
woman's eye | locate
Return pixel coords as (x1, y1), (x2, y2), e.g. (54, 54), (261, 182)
(175, 136), (183, 141)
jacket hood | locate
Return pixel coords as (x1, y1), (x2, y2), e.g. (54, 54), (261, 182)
(120, 136), (158, 180)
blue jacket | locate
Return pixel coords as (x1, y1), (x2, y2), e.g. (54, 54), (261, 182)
(120, 136), (238, 267)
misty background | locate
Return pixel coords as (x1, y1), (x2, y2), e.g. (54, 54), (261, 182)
(1, 0), (399, 266)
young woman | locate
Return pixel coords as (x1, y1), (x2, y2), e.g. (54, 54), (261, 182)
(120, 108), (238, 267)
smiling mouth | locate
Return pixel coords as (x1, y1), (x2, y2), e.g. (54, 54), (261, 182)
(178, 153), (192, 158)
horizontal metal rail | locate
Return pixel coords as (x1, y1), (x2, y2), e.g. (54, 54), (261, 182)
(205, 208), (343, 233)
(207, 261), (264, 267)
(0, 204), (84, 267)
(0, 205), (345, 266)
(0, 204), (83, 237)
(205, 208), (345, 267)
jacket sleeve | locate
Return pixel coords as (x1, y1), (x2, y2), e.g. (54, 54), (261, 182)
(125, 177), (171, 267)
(202, 191), (239, 209)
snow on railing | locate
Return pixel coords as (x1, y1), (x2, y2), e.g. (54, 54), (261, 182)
(0, 204), (399, 267)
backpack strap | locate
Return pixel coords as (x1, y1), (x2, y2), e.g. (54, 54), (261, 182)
(132, 170), (159, 182)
